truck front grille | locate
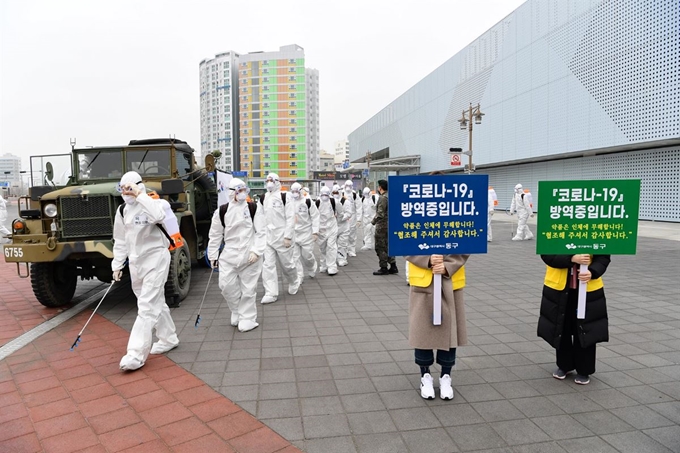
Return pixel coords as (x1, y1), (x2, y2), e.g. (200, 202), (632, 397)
(60, 195), (114, 238)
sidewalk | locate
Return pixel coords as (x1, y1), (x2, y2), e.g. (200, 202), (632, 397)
(1, 219), (680, 452)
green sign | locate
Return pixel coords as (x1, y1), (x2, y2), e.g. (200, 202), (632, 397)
(536, 179), (641, 255)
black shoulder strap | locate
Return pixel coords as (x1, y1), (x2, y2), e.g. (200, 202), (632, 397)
(120, 203), (174, 247)
(259, 193), (265, 205)
(220, 203), (229, 228)
(315, 199), (320, 208)
(247, 201), (257, 220)
(340, 197), (346, 205)
(353, 192), (357, 200)
(281, 192), (286, 205)
(305, 198), (311, 210)
(330, 198), (336, 213)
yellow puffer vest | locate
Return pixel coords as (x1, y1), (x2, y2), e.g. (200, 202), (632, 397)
(544, 266), (604, 291)
(408, 262), (466, 290)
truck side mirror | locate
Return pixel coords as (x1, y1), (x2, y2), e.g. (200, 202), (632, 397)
(45, 162), (54, 185)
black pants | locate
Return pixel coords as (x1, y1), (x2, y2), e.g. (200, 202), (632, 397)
(556, 290), (596, 376)
(415, 348), (457, 367)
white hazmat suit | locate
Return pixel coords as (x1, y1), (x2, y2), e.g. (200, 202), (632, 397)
(207, 178), (266, 332)
(333, 185), (351, 267)
(488, 187), (497, 242)
(260, 173), (300, 303)
(344, 180), (359, 257)
(360, 188), (377, 250)
(112, 171), (179, 371)
(316, 186), (339, 276)
(0, 194), (11, 242)
(288, 183), (319, 282)
(510, 184), (534, 240)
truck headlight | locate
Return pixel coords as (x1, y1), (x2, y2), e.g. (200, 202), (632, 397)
(44, 203), (58, 218)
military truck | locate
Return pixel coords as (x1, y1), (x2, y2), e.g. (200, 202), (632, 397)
(4, 138), (218, 307)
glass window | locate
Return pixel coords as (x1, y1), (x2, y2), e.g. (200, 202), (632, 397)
(126, 149), (172, 177)
(175, 152), (193, 177)
(77, 150), (124, 180)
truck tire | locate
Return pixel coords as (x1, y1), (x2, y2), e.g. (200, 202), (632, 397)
(30, 262), (78, 307)
(165, 242), (191, 303)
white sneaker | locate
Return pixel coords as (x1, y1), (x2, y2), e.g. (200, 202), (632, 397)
(308, 272), (315, 279)
(288, 282), (300, 295)
(230, 313), (239, 326)
(119, 355), (144, 371)
(420, 373), (435, 400)
(348, 252), (356, 257)
(512, 236), (522, 241)
(238, 319), (259, 332)
(150, 342), (178, 355)
(360, 246), (369, 251)
(338, 260), (348, 267)
(328, 269), (338, 276)
(261, 295), (278, 304)
(319, 267), (327, 273)
(439, 374), (454, 400)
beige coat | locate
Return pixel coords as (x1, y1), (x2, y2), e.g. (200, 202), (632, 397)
(405, 254), (469, 350)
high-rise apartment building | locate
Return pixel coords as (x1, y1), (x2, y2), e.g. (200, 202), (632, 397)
(200, 45), (319, 180)
(199, 51), (240, 171)
(334, 139), (349, 164)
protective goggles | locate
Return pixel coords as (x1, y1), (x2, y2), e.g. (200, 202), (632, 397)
(115, 181), (142, 193)
(230, 184), (250, 194)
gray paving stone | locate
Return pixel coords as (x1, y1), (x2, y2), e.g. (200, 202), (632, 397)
(447, 423), (508, 451)
(302, 414), (351, 438)
(298, 379), (339, 398)
(649, 402), (680, 424)
(456, 383), (504, 402)
(558, 436), (619, 453)
(531, 414), (594, 440)
(574, 410), (635, 435)
(347, 410), (398, 434)
(643, 426), (680, 453)
(390, 407), (442, 431)
(510, 396), (566, 418)
(471, 400), (526, 422)
(490, 419), (551, 446)
(491, 381), (541, 399)
(335, 377), (376, 395)
(609, 405), (675, 429)
(257, 398), (301, 419)
(601, 431), (674, 453)
(400, 428), (459, 453)
(305, 436), (357, 453)
(354, 432), (408, 453)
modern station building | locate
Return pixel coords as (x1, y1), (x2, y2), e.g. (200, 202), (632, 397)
(348, 0), (679, 222)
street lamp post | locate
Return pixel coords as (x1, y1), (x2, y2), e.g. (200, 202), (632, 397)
(458, 103), (484, 174)
(365, 151), (371, 188)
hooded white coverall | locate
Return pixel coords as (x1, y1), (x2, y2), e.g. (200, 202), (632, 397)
(207, 191), (266, 331)
(510, 186), (534, 240)
(0, 194), (11, 241)
(260, 178), (300, 301)
(317, 189), (339, 275)
(361, 191), (377, 250)
(112, 172), (179, 371)
(487, 187), (497, 242)
(333, 185), (351, 266)
(344, 182), (359, 257)
(288, 190), (320, 282)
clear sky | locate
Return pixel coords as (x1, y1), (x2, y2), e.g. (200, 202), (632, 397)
(1, 0), (526, 170)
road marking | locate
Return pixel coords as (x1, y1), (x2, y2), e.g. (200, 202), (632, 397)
(0, 286), (109, 361)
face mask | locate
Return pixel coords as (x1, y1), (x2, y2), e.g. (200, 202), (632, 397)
(333, 194), (341, 200)
(291, 192), (300, 199)
(320, 195), (329, 201)
(122, 195), (136, 204)
(266, 181), (276, 191)
(236, 192), (247, 202)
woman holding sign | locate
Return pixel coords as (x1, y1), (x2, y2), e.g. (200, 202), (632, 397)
(405, 253), (468, 400)
(537, 254), (611, 385)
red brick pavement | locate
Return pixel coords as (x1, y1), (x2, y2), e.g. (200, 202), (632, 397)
(0, 254), (63, 346)
(0, 311), (302, 453)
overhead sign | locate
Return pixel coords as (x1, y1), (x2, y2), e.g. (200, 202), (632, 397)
(388, 174), (489, 256)
(536, 179), (641, 255)
(362, 169), (370, 177)
(232, 171), (248, 177)
(450, 154), (461, 166)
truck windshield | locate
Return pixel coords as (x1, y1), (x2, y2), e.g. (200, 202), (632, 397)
(77, 150), (124, 180)
(126, 149), (172, 176)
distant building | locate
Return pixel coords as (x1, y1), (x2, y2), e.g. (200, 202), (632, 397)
(319, 152), (335, 172)
(199, 51), (240, 171)
(334, 139), (349, 164)
(0, 153), (22, 196)
(200, 45), (320, 181)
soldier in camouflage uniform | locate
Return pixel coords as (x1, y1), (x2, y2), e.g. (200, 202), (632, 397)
(372, 179), (397, 275)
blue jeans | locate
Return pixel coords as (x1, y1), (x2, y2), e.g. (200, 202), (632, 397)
(415, 348), (456, 367)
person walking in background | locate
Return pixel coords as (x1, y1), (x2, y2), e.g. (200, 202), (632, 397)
(538, 254), (611, 385)
(315, 186), (338, 276)
(343, 180), (359, 257)
(360, 187), (377, 251)
(259, 173), (300, 304)
(510, 183), (534, 240)
(332, 184), (351, 267)
(405, 254), (469, 399)
(487, 186), (497, 242)
(372, 179), (397, 275)
(207, 178), (266, 332)
(0, 193), (11, 243)
(112, 171), (179, 371)
(288, 182), (319, 282)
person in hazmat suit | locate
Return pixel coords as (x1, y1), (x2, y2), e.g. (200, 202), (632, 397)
(301, 186), (311, 200)
(0, 193), (11, 243)
(487, 186), (497, 242)
(315, 186), (339, 276)
(207, 178), (266, 332)
(509, 183), (534, 241)
(259, 173), (301, 304)
(332, 184), (351, 267)
(288, 182), (320, 282)
(343, 180), (360, 257)
(360, 187), (377, 251)
(112, 171), (179, 371)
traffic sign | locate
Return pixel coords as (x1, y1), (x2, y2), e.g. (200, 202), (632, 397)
(450, 154), (462, 166)
(362, 169), (369, 177)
